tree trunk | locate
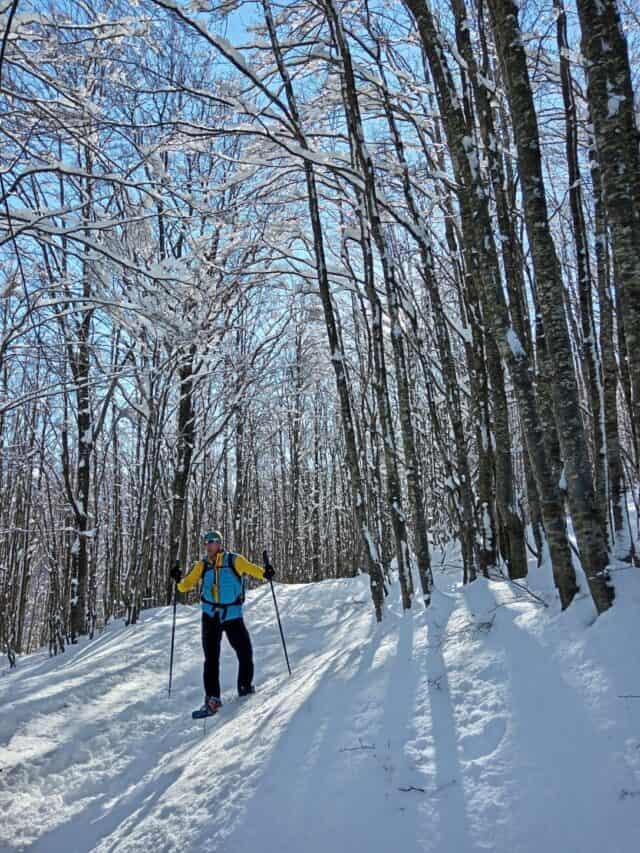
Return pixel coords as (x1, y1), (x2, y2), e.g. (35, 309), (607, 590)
(485, 0), (614, 612)
(404, 0), (579, 608)
(589, 133), (634, 560)
(555, 0), (608, 539)
(262, 0), (386, 618)
(575, 0), (640, 468)
(168, 346), (196, 601)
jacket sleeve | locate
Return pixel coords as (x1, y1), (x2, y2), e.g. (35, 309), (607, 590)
(234, 554), (265, 581)
(177, 560), (204, 593)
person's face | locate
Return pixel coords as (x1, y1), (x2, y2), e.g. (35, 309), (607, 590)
(206, 540), (222, 559)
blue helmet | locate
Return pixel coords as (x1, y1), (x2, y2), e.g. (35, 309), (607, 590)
(203, 530), (223, 544)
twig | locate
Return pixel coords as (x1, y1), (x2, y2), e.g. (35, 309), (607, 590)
(487, 567), (550, 608)
(524, 536), (540, 560)
(339, 745), (375, 752)
(339, 742), (375, 752)
(620, 788), (640, 800)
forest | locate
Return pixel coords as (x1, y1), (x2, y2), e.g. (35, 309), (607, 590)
(1, 0), (639, 659)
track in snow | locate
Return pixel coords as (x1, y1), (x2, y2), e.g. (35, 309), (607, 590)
(1, 568), (639, 853)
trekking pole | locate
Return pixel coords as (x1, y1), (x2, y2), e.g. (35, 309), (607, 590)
(168, 580), (178, 697)
(264, 549), (292, 676)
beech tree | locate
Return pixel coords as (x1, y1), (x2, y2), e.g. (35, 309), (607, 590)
(1, 0), (638, 655)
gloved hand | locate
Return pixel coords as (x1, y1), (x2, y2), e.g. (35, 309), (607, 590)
(263, 564), (275, 582)
(170, 561), (181, 582)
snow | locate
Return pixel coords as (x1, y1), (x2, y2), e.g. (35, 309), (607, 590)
(342, 226), (361, 243)
(506, 326), (526, 359)
(1, 563), (640, 852)
(363, 527), (379, 562)
(607, 80), (625, 117)
(558, 467), (567, 491)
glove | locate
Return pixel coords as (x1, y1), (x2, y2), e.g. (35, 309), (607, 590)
(170, 561), (181, 583)
(263, 564), (275, 582)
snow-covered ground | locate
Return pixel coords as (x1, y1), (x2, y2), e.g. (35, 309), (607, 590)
(1, 560), (640, 853)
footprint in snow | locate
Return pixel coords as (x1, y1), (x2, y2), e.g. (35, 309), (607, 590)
(459, 716), (507, 761)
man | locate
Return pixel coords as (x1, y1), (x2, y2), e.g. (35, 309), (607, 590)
(170, 530), (275, 718)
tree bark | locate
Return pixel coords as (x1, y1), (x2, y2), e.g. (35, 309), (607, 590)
(575, 0), (640, 468)
(262, 0), (386, 618)
(485, 0), (614, 612)
(404, 0), (579, 607)
(167, 345), (196, 601)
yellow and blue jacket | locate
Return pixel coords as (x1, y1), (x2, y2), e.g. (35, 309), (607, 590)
(177, 550), (265, 622)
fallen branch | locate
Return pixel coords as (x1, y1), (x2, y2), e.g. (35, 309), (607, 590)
(339, 742), (375, 752)
(487, 567), (550, 608)
(620, 788), (640, 800)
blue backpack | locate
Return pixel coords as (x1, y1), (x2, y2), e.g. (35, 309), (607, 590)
(200, 551), (245, 619)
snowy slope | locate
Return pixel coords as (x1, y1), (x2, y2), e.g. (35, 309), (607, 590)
(1, 565), (640, 853)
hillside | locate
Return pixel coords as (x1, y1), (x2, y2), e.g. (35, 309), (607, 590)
(2, 563), (640, 852)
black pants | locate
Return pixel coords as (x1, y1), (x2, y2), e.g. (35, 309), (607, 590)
(201, 612), (254, 699)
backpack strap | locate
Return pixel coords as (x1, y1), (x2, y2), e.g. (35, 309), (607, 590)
(201, 552), (237, 575)
(226, 552), (246, 604)
(226, 552), (239, 577)
(201, 551), (244, 611)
